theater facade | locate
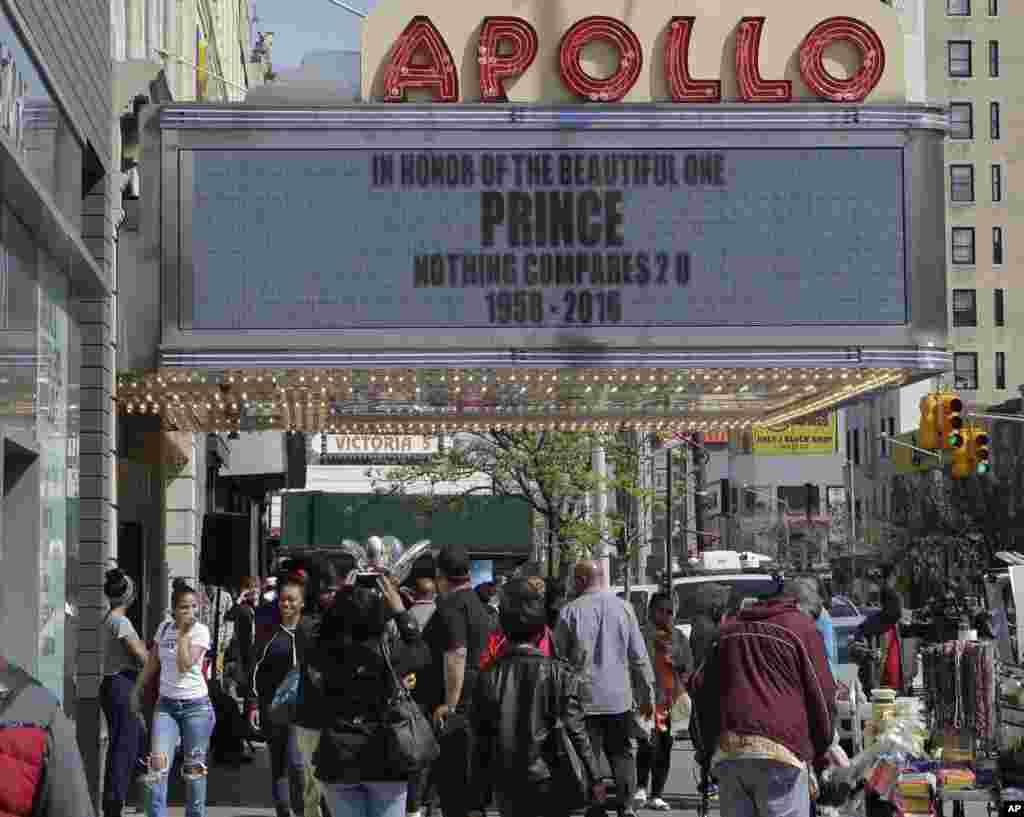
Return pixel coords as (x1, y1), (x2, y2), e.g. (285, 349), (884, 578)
(118, 0), (949, 435)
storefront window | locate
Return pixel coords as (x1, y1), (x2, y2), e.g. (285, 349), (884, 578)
(63, 312), (79, 716)
(1, 205), (39, 436)
(0, 10), (82, 225)
(0, 203), (75, 704)
(35, 249), (70, 702)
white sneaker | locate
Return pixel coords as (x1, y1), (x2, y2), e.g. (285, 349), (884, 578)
(649, 797), (671, 811)
(633, 788), (648, 807)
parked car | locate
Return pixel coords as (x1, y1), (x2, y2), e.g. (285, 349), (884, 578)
(612, 584), (662, 627)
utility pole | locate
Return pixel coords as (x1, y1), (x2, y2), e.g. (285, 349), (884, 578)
(664, 444), (673, 593)
(679, 449), (688, 570)
(692, 432), (707, 555)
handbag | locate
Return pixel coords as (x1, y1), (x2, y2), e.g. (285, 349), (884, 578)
(671, 690), (692, 736)
(377, 639), (440, 774)
(267, 667), (300, 727)
(140, 622), (167, 731)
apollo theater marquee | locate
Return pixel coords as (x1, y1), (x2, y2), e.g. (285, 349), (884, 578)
(120, 0), (949, 436)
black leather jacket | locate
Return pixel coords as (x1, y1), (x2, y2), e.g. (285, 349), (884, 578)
(472, 644), (601, 790)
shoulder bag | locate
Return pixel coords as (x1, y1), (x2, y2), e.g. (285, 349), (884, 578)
(377, 638), (440, 774)
(267, 667), (300, 727)
(141, 622), (168, 731)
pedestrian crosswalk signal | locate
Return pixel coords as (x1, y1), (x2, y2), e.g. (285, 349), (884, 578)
(941, 394), (965, 449)
(973, 431), (991, 475)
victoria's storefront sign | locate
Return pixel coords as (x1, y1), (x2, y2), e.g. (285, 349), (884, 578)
(379, 14), (885, 104)
(325, 434), (439, 455)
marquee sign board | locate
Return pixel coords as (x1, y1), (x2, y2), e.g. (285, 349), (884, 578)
(187, 145), (906, 331)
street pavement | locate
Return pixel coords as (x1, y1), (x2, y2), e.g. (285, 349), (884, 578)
(142, 737), (994, 817)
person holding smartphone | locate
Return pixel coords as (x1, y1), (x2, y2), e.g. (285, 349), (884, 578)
(133, 579), (216, 817)
(249, 574), (312, 817)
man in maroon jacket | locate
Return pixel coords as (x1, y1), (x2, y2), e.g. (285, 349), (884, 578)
(690, 578), (835, 817)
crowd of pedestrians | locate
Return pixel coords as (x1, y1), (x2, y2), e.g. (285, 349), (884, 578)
(27, 546), (861, 817)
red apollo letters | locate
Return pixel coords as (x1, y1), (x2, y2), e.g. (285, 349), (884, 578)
(382, 14), (886, 104)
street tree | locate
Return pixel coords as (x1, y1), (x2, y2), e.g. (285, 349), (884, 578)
(367, 429), (658, 579)
(881, 460), (1023, 604)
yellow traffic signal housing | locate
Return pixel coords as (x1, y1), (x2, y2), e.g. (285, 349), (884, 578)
(951, 427), (973, 479)
(941, 394), (965, 450)
(972, 429), (992, 475)
(919, 394), (942, 449)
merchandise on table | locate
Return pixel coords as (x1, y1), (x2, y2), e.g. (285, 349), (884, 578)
(935, 768), (975, 790)
(921, 642), (997, 746)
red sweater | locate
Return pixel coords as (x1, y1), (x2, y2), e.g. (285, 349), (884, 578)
(691, 597), (836, 765)
(480, 626), (554, 671)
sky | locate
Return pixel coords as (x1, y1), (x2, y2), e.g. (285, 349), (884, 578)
(253, 0), (373, 71)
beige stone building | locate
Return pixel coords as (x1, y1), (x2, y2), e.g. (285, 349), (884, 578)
(927, 0), (1022, 402)
(112, 0), (256, 103)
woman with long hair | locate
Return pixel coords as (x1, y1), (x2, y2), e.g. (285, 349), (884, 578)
(250, 574), (311, 817)
(133, 579), (216, 817)
(312, 574), (431, 817)
(101, 568), (149, 817)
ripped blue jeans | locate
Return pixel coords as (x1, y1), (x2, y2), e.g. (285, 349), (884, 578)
(143, 696), (217, 817)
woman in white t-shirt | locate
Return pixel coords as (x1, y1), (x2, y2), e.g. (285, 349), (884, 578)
(134, 579), (216, 817)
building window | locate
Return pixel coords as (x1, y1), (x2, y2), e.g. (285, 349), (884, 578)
(950, 102), (973, 139)
(995, 288), (1005, 326)
(853, 429), (861, 465)
(951, 165), (975, 202)
(992, 164), (1003, 201)
(990, 41), (1000, 77)
(989, 0), (999, 14)
(949, 41), (972, 77)
(993, 226), (1004, 264)
(954, 352), (979, 390)
(953, 289), (978, 327)
(996, 352), (1006, 389)
(952, 226), (976, 264)
(948, 0), (971, 14)
(991, 102), (1001, 139)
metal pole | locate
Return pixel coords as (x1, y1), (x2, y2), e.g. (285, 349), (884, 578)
(878, 433), (943, 460)
(844, 462), (857, 592)
(664, 446), (672, 593)
(969, 412), (1024, 424)
(680, 450), (689, 568)
(692, 432), (707, 556)
(325, 0), (367, 17)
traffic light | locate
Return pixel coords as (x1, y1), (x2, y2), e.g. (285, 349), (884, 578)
(951, 428), (973, 479)
(919, 393), (941, 449)
(972, 428), (992, 475)
(940, 394), (965, 450)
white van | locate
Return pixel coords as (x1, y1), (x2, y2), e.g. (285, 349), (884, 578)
(611, 583), (663, 627)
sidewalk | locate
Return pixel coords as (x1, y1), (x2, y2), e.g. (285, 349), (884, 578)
(132, 741), (278, 817)
(137, 738), (997, 817)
